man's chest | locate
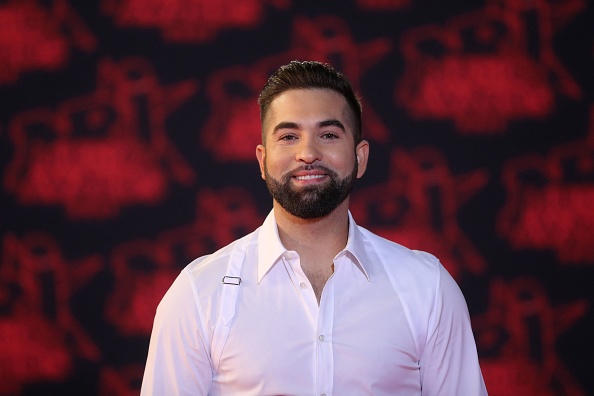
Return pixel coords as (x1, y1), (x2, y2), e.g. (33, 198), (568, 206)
(210, 274), (420, 395)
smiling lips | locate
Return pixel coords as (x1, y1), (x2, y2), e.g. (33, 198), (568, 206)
(294, 174), (325, 181)
(290, 166), (332, 183)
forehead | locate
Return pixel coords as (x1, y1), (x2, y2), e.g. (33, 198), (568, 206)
(264, 88), (352, 130)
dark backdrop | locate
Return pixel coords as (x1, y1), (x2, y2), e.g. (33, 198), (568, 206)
(1, 0), (593, 395)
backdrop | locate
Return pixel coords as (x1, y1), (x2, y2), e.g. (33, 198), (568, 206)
(1, 0), (593, 395)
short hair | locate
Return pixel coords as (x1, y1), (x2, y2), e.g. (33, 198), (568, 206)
(258, 60), (363, 144)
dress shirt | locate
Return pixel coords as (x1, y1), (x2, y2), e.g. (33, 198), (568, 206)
(141, 210), (487, 395)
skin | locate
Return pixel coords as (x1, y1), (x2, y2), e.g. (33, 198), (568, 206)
(256, 88), (369, 302)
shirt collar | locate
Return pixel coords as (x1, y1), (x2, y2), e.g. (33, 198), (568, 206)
(257, 210), (371, 283)
(343, 210), (371, 281)
(257, 211), (287, 283)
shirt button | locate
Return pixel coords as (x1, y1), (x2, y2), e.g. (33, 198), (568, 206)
(300, 282), (307, 289)
(321, 393), (327, 396)
(319, 335), (325, 342)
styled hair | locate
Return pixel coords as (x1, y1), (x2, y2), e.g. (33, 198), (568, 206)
(258, 60), (362, 144)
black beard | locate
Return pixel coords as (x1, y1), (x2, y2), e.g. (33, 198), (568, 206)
(264, 162), (358, 219)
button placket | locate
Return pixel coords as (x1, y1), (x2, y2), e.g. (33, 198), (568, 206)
(282, 252), (318, 325)
(316, 268), (335, 396)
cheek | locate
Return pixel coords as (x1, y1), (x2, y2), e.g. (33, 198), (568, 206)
(263, 151), (290, 175)
(328, 150), (356, 172)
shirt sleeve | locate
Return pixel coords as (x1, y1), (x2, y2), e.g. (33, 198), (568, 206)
(419, 263), (488, 395)
(140, 270), (213, 395)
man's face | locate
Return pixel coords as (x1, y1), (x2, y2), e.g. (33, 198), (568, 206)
(256, 88), (368, 219)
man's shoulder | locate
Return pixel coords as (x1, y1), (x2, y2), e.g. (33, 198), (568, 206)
(355, 224), (444, 299)
(357, 225), (440, 270)
(183, 229), (258, 283)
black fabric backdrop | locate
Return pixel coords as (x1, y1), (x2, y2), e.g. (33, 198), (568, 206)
(1, 0), (593, 394)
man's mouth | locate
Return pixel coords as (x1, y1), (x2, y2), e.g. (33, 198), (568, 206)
(294, 174), (325, 181)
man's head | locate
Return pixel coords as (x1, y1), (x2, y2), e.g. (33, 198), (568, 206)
(258, 60), (363, 145)
(256, 61), (369, 220)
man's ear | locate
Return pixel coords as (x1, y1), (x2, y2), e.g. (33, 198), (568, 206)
(256, 145), (266, 180)
(355, 140), (369, 179)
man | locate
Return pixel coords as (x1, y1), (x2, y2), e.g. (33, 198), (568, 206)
(141, 61), (487, 395)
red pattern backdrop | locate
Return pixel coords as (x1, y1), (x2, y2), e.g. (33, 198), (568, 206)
(1, 0), (593, 395)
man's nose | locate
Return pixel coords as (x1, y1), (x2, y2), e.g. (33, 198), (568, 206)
(295, 136), (322, 164)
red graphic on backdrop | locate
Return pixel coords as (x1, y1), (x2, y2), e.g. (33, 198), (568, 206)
(105, 187), (263, 336)
(202, 15), (392, 161)
(350, 147), (488, 279)
(498, 109), (594, 264)
(0, 233), (102, 394)
(396, 0), (583, 133)
(102, 0), (291, 43)
(3, 57), (197, 220)
(0, 0), (96, 85)
(474, 278), (588, 395)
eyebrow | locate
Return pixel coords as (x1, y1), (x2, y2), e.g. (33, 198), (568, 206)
(319, 119), (345, 131)
(273, 121), (299, 133)
(272, 119), (346, 134)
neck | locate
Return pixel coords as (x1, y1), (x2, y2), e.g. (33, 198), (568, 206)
(273, 199), (350, 258)
(273, 200), (351, 304)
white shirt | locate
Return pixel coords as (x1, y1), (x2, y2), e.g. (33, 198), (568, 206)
(141, 210), (487, 395)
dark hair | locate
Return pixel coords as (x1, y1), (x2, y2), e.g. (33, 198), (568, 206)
(258, 60), (362, 144)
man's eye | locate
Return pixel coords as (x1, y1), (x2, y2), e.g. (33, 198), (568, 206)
(280, 135), (297, 141)
(322, 133), (338, 139)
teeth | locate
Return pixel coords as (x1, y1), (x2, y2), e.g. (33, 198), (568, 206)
(295, 175), (324, 180)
